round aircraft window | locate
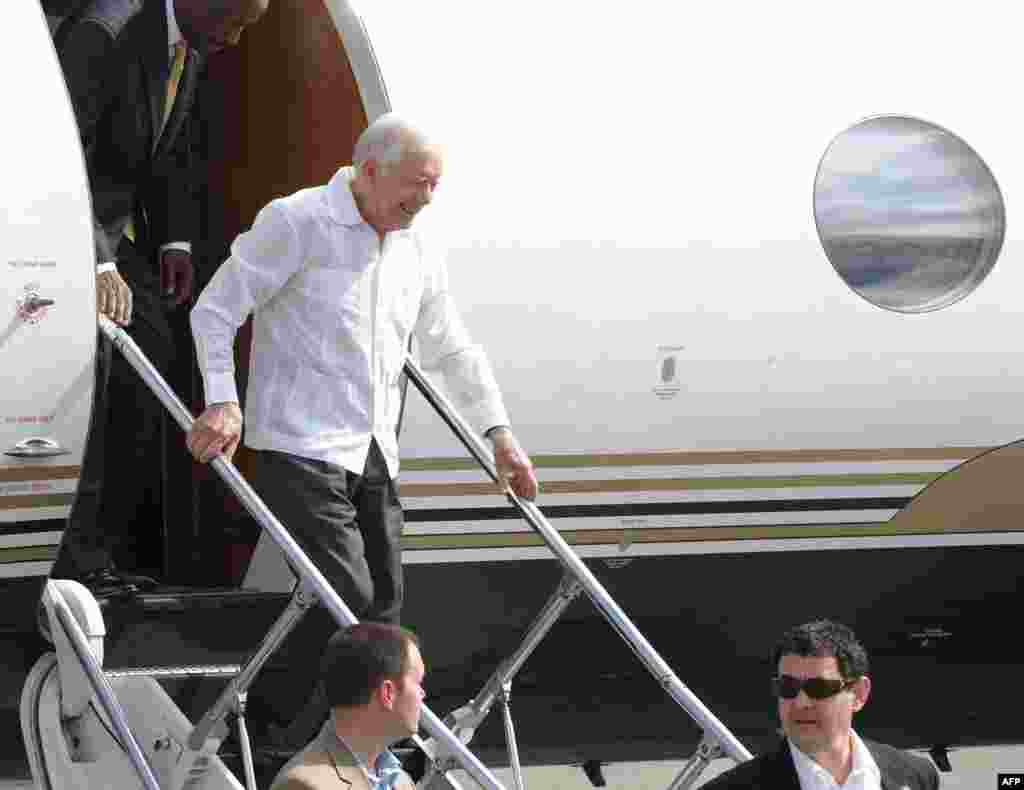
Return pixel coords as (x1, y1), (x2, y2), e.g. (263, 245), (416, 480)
(813, 115), (1005, 313)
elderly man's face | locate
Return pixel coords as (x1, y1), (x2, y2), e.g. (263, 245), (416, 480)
(176, 0), (269, 53)
(365, 147), (443, 234)
(776, 654), (869, 757)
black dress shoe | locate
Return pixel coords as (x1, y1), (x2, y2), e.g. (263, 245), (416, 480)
(114, 571), (158, 591)
(80, 568), (140, 600)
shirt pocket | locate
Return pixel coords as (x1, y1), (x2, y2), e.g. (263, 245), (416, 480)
(289, 240), (369, 357)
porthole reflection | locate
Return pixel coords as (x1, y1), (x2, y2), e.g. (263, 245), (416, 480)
(814, 116), (1004, 313)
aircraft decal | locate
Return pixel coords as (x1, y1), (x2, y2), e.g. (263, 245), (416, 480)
(653, 345), (683, 400)
(14, 283), (55, 325)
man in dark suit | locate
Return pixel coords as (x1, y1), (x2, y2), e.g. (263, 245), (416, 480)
(49, 0), (268, 596)
(702, 620), (938, 790)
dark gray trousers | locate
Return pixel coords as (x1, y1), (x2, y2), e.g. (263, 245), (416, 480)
(52, 244), (174, 579)
(253, 440), (405, 749)
(249, 438), (405, 624)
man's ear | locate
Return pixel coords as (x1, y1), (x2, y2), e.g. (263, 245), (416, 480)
(378, 678), (397, 709)
(851, 675), (871, 712)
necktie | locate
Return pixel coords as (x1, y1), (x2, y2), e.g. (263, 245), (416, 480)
(162, 41), (187, 133)
(126, 42), (186, 243)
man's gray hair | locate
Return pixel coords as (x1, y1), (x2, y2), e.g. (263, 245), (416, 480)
(353, 113), (432, 174)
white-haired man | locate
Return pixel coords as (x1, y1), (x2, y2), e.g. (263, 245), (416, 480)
(186, 114), (537, 625)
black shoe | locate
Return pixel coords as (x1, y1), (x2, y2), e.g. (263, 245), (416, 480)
(80, 568), (141, 600)
(114, 571), (158, 591)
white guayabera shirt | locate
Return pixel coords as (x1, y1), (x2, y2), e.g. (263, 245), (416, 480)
(191, 167), (509, 478)
(789, 731), (883, 790)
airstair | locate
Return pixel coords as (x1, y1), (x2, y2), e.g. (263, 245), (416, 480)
(22, 315), (753, 790)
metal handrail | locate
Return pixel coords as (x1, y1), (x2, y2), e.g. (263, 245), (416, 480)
(403, 355), (753, 766)
(42, 582), (162, 790)
(98, 315), (507, 790)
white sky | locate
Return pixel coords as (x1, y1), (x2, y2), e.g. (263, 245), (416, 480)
(355, 2), (1019, 257)
(356, 3), (702, 250)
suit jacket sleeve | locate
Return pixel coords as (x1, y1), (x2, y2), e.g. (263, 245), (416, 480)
(56, 19), (119, 265)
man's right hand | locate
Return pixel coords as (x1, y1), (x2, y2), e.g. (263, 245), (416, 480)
(187, 402), (244, 464)
(96, 270), (133, 325)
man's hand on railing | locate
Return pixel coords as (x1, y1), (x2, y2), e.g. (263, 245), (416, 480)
(186, 401), (243, 464)
(96, 269), (132, 325)
(488, 427), (538, 501)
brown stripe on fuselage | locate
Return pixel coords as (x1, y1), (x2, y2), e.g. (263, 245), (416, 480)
(401, 472), (937, 498)
(0, 466), (79, 483)
(401, 446), (985, 473)
(0, 493), (74, 510)
(401, 518), (1024, 550)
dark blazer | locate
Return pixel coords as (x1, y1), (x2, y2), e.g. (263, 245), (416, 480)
(701, 738), (939, 790)
(54, 0), (200, 265)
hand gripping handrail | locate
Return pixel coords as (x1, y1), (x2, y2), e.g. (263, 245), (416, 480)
(402, 355), (753, 767)
(97, 315), (506, 790)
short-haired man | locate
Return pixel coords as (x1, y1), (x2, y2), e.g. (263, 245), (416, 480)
(702, 619), (938, 790)
(269, 623), (423, 790)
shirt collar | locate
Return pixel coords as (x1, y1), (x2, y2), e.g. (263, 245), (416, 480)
(326, 166), (368, 227)
(370, 749), (403, 790)
(788, 731), (881, 787)
(849, 732), (881, 782)
(319, 719), (403, 790)
(165, 0), (183, 49)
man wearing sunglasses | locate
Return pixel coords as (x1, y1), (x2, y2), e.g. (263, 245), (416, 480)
(701, 620), (938, 789)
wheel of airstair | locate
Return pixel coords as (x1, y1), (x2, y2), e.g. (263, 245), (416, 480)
(21, 579), (121, 790)
(21, 580), (246, 790)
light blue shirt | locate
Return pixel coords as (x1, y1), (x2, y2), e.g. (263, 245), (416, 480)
(366, 748), (403, 790)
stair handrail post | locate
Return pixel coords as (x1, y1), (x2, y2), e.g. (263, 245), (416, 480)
(402, 355), (753, 765)
(43, 581), (162, 790)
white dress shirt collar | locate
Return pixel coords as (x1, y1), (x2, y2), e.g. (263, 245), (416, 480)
(789, 731), (882, 789)
(325, 166), (368, 227)
(165, 0), (183, 48)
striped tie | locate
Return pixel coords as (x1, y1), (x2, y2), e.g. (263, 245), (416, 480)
(161, 41), (187, 137)
(125, 42), (187, 244)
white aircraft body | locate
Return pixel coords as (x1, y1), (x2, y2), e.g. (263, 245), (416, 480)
(3, 0), (1023, 786)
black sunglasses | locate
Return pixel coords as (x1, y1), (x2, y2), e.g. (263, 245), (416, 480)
(772, 674), (857, 700)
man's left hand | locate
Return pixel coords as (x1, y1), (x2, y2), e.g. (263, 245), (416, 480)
(160, 248), (194, 306)
(490, 428), (539, 500)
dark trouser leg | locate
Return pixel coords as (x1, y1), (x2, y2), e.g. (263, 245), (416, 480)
(50, 334), (114, 579)
(253, 450), (368, 751)
(51, 248), (173, 580)
(249, 450), (375, 617)
(99, 260), (173, 574)
(262, 440), (405, 750)
(356, 438), (405, 625)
